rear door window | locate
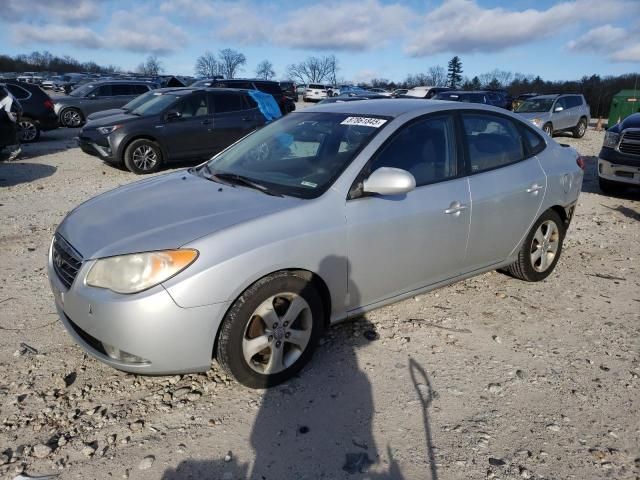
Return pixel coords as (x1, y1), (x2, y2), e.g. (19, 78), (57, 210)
(209, 92), (243, 113)
(111, 84), (134, 96)
(255, 82), (282, 95)
(94, 85), (112, 97)
(462, 113), (526, 173)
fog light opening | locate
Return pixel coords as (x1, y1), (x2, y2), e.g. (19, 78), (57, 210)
(102, 343), (150, 365)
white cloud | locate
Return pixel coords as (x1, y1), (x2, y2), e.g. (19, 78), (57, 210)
(568, 24), (640, 62)
(105, 10), (189, 54)
(405, 0), (637, 56)
(11, 23), (104, 49)
(0, 0), (100, 23)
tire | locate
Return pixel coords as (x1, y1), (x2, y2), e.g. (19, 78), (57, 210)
(60, 108), (84, 128)
(599, 176), (622, 195)
(505, 210), (565, 282)
(542, 123), (553, 136)
(573, 117), (587, 138)
(18, 118), (40, 143)
(217, 271), (324, 388)
(123, 139), (162, 174)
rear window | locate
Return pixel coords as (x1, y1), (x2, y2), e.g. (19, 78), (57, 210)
(308, 84), (325, 90)
(111, 84), (134, 96)
(133, 84), (151, 94)
(210, 92), (243, 113)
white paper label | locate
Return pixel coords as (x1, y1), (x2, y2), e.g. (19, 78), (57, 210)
(340, 117), (387, 128)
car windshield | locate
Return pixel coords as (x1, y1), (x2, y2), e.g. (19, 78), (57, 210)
(69, 83), (95, 97)
(122, 90), (157, 111)
(130, 93), (179, 116)
(199, 112), (389, 199)
(515, 99), (554, 113)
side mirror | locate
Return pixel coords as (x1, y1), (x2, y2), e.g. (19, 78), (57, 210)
(88, 93), (97, 99)
(554, 106), (563, 112)
(166, 110), (181, 121)
(362, 167), (416, 196)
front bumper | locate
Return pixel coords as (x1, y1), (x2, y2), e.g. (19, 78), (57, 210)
(598, 158), (640, 186)
(47, 241), (230, 374)
(77, 128), (118, 163)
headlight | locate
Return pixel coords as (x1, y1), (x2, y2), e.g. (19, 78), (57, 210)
(530, 118), (542, 127)
(86, 249), (198, 294)
(603, 131), (620, 148)
(97, 125), (121, 135)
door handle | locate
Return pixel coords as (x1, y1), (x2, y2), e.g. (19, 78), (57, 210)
(444, 202), (468, 215)
(526, 183), (544, 194)
(242, 117), (252, 122)
(201, 119), (212, 125)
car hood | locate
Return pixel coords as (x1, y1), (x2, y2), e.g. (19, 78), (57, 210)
(57, 171), (300, 259)
(86, 108), (126, 121)
(84, 112), (145, 128)
(516, 112), (551, 122)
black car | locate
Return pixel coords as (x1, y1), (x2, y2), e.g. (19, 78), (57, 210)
(4, 80), (57, 142)
(597, 113), (640, 193)
(433, 91), (490, 104)
(279, 81), (297, 100)
(85, 87), (186, 121)
(212, 79), (295, 114)
(77, 88), (266, 174)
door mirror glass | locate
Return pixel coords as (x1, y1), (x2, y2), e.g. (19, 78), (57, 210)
(363, 167), (416, 195)
(166, 110), (182, 121)
(88, 93), (97, 99)
(554, 106), (563, 112)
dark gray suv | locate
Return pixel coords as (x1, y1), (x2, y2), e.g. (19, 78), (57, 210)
(77, 88), (265, 174)
(54, 80), (157, 128)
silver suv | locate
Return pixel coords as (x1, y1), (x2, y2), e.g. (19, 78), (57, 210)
(54, 80), (156, 128)
(515, 94), (590, 138)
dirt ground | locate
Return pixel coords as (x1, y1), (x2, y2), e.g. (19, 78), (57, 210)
(0, 109), (638, 480)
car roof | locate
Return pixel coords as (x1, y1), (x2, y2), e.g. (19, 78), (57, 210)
(300, 98), (471, 117)
(89, 79), (156, 85)
(156, 87), (252, 96)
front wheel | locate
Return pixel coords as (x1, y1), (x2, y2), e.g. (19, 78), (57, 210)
(573, 118), (587, 138)
(542, 123), (553, 136)
(505, 210), (565, 282)
(217, 272), (324, 388)
(124, 139), (162, 174)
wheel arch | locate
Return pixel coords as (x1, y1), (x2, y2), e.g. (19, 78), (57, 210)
(118, 134), (167, 163)
(212, 267), (333, 359)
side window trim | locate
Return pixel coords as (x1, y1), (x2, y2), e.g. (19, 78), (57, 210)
(347, 111), (462, 200)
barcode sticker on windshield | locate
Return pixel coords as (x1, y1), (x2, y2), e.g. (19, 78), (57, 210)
(341, 117), (387, 128)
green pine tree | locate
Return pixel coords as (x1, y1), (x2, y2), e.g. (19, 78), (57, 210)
(447, 56), (463, 88)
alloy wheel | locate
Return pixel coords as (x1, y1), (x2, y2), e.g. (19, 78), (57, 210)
(62, 110), (82, 127)
(530, 220), (559, 272)
(578, 121), (586, 136)
(132, 145), (158, 171)
(242, 293), (313, 375)
(19, 120), (37, 142)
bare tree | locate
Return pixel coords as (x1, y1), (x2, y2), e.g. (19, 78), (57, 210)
(195, 51), (222, 78)
(137, 55), (163, 76)
(478, 69), (513, 88)
(218, 48), (246, 79)
(426, 65), (447, 87)
(255, 60), (275, 80)
(286, 55), (338, 85)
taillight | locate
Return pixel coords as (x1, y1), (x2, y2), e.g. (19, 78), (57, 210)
(44, 99), (54, 110)
(576, 156), (586, 170)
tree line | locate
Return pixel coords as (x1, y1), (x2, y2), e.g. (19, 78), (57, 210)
(2, 50), (637, 117)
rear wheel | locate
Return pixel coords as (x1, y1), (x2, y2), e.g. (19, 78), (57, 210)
(60, 108), (83, 128)
(505, 210), (565, 282)
(217, 272), (324, 388)
(124, 139), (162, 174)
(18, 118), (40, 142)
(573, 117), (587, 138)
(542, 123), (553, 136)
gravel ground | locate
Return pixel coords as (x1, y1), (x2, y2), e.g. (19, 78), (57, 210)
(0, 110), (639, 480)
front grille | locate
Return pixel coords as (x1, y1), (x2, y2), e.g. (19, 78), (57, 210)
(619, 130), (640, 156)
(52, 234), (83, 289)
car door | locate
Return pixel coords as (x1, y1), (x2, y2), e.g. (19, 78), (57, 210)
(209, 91), (252, 154)
(564, 95), (581, 127)
(345, 113), (470, 309)
(462, 112), (546, 270)
(552, 97), (570, 129)
(161, 92), (213, 159)
(84, 84), (114, 115)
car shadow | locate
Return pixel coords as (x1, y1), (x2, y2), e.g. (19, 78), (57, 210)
(20, 127), (80, 159)
(0, 162), (56, 187)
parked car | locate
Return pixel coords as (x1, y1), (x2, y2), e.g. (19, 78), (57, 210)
(366, 88), (392, 97)
(391, 88), (408, 97)
(433, 91), (490, 104)
(77, 88), (266, 174)
(4, 80), (57, 142)
(405, 86), (450, 99)
(514, 94), (590, 137)
(279, 81), (297, 100)
(190, 77), (224, 88)
(485, 90), (512, 110)
(0, 84), (23, 156)
(303, 84), (329, 102)
(211, 79), (295, 115)
(55, 80), (157, 128)
(597, 112), (640, 193)
(318, 94), (389, 104)
(85, 88), (185, 122)
(50, 99), (584, 387)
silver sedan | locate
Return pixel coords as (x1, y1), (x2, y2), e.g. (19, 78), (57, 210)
(48, 100), (584, 388)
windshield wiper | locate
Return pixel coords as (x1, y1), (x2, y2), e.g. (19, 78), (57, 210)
(209, 172), (284, 197)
